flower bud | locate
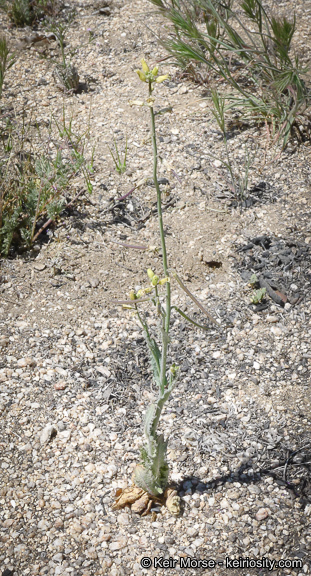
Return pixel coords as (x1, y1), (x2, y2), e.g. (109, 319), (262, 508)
(147, 268), (155, 280)
(129, 290), (136, 300)
(155, 74), (169, 83)
(151, 275), (159, 286)
(144, 287), (153, 294)
(136, 289), (144, 298)
(170, 363), (179, 377)
(151, 66), (159, 76)
(136, 70), (146, 82)
(159, 277), (169, 285)
(129, 99), (145, 107)
(141, 59), (149, 73)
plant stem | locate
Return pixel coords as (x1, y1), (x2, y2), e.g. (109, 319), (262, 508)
(30, 185), (42, 244)
(149, 80), (171, 393)
(223, 131), (236, 196)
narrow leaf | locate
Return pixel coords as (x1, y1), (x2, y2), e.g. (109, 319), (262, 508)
(171, 305), (209, 331)
(111, 298), (151, 305)
(171, 271), (218, 325)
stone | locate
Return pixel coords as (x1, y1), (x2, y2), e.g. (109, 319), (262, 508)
(89, 277), (100, 288)
(58, 430), (71, 443)
(54, 381), (67, 390)
(40, 423), (57, 444)
(109, 537), (128, 551)
(179, 85), (188, 94)
(52, 553), (63, 563)
(117, 513), (130, 526)
(256, 508), (270, 521)
(213, 160), (222, 168)
(248, 485), (261, 494)
(71, 521), (83, 534)
(220, 498), (230, 508)
(267, 315), (278, 323)
(34, 263), (46, 271)
(187, 526), (199, 536)
(96, 365), (111, 378)
(51, 538), (64, 552)
(86, 547), (98, 559)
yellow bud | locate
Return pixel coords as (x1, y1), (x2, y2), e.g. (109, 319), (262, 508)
(151, 275), (159, 286)
(170, 363), (178, 376)
(155, 74), (169, 83)
(147, 269), (155, 280)
(136, 70), (146, 82)
(159, 277), (169, 285)
(129, 290), (136, 301)
(136, 289), (144, 298)
(144, 287), (153, 294)
(141, 59), (149, 73)
(151, 66), (159, 76)
(128, 99), (145, 107)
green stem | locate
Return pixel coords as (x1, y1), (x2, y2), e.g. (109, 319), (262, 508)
(149, 80), (171, 394)
(223, 132), (236, 195)
(30, 185), (42, 244)
(151, 394), (168, 437)
(136, 306), (161, 379)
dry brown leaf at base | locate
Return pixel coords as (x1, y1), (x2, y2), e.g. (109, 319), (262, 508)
(164, 487), (180, 515)
(111, 486), (145, 509)
(111, 485), (181, 516)
(131, 493), (153, 516)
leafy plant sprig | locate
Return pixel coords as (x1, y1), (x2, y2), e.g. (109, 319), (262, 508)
(108, 137), (128, 175)
(209, 89), (257, 202)
(251, 287), (266, 304)
(0, 107), (94, 255)
(46, 11), (81, 93)
(0, 0), (60, 27)
(0, 35), (15, 99)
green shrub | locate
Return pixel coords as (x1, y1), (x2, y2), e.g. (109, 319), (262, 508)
(209, 89), (257, 201)
(0, 35), (15, 99)
(3, 0), (35, 26)
(0, 109), (94, 256)
(148, 0), (310, 147)
(47, 12), (80, 93)
(0, 0), (61, 26)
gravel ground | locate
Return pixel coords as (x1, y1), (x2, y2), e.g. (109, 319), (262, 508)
(1, 0), (311, 575)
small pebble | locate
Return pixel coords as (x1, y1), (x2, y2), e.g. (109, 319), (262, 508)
(256, 508), (270, 521)
(40, 423), (57, 445)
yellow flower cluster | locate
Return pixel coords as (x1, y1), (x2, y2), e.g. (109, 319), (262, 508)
(128, 269), (169, 301)
(147, 268), (169, 287)
(136, 59), (169, 84)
